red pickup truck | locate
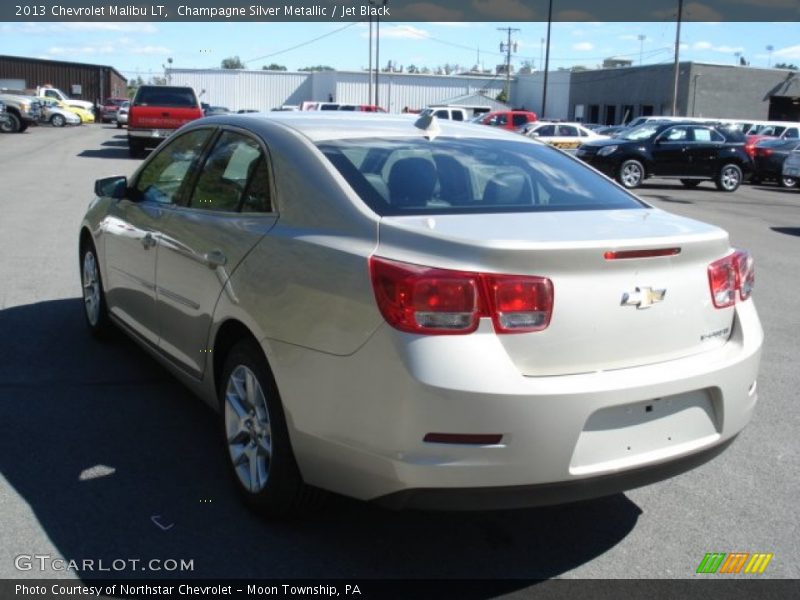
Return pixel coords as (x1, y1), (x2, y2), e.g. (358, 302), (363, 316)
(128, 85), (204, 157)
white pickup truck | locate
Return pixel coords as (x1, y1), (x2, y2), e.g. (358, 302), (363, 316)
(22, 86), (94, 113)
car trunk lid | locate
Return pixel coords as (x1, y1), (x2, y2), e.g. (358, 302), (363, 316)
(376, 208), (735, 376)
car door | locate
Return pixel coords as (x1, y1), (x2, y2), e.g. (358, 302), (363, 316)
(154, 128), (277, 378)
(687, 126), (725, 176)
(102, 127), (215, 346)
(650, 125), (691, 176)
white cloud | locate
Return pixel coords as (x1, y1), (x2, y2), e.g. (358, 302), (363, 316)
(693, 41), (713, 50)
(3, 22), (157, 34)
(364, 25), (429, 40)
(131, 46), (172, 55)
(572, 42), (594, 51)
(714, 45), (745, 53)
(774, 44), (800, 59)
(48, 44), (117, 56)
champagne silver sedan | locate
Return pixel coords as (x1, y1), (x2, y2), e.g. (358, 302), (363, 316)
(79, 113), (763, 515)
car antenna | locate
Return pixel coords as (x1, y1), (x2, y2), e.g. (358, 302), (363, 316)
(414, 114), (440, 141)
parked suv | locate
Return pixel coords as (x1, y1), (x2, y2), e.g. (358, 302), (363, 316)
(127, 85), (204, 157)
(576, 121), (752, 192)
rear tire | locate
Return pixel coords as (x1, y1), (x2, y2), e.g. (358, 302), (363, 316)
(219, 339), (322, 517)
(715, 163), (742, 192)
(779, 175), (797, 188)
(116, 122), (122, 129)
(680, 179), (701, 188)
(128, 139), (145, 158)
(618, 159), (644, 189)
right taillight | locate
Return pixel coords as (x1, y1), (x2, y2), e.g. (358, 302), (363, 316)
(708, 249), (754, 309)
(369, 257), (553, 335)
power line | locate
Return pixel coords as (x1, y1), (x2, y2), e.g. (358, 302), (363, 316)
(241, 20), (364, 66)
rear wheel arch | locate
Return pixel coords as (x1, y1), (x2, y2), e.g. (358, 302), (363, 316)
(212, 319), (263, 404)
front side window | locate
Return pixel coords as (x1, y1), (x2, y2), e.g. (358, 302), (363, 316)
(134, 129), (213, 205)
(317, 137), (647, 216)
(189, 131), (271, 213)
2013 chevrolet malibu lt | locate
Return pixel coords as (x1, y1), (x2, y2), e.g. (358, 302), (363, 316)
(79, 113), (763, 515)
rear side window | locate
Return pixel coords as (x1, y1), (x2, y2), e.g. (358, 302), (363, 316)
(317, 137), (647, 216)
(189, 131), (271, 213)
(512, 114), (529, 127)
(451, 111), (464, 122)
(134, 86), (198, 108)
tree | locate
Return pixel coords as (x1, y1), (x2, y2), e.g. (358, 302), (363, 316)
(407, 64), (419, 74)
(262, 63), (287, 71)
(774, 62), (798, 70)
(299, 65), (335, 72)
(496, 89), (508, 103)
(221, 56), (245, 69)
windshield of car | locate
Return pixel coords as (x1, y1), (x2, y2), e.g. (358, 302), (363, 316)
(618, 125), (660, 141)
(317, 137), (647, 216)
(134, 86), (198, 108)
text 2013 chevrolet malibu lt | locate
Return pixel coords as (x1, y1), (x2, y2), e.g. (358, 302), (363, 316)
(79, 113), (762, 515)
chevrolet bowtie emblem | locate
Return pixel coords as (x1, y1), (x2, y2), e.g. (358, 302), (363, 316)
(621, 286), (667, 309)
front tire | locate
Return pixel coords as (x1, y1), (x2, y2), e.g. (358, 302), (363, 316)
(1, 113), (21, 133)
(780, 175), (797, 188)
(50, 114), (66, 127)
(618, 159), (644, 189)
(220, 340), (319, 517)
(715, 163), (742, 192)
(80, 241), (113, 338)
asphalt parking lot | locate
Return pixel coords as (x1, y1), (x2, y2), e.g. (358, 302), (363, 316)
(0, 124), (798, 585)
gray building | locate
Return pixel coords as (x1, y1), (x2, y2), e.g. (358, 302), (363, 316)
(567, 62), (800, 125)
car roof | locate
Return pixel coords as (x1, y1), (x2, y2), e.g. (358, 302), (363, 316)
(197, 112), (533, 143)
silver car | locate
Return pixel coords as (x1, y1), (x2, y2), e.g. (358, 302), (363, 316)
(79, 113), (763, 515)
(116, 101), (130, 129)
(783, 145), (800, 185)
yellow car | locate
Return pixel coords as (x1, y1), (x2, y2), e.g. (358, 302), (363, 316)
(41, 98), (95, 123)
(63, 102), (95, 123)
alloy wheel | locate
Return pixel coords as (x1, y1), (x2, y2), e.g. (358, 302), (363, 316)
(82, 250), (101, 326)
(224, 365), (273, 493)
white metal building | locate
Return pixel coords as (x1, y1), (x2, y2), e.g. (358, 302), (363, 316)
(167, 67), (508, 113)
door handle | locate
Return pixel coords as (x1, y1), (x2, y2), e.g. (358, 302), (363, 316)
(141, 233), (157, 249)
(204, 250), (227, 269)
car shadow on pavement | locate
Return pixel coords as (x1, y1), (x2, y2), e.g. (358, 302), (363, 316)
(77, 147), (135, 159)
(771, 227), (800, 237)
(0, 298), (642, 586)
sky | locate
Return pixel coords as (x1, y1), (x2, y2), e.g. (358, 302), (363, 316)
(0, 21), (799, 80)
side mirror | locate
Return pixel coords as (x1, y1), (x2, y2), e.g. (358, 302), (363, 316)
(95, 176), (128, 199)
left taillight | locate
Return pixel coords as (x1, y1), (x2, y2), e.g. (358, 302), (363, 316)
(708, 249), (755, 309)
(369, 257), (553, 335)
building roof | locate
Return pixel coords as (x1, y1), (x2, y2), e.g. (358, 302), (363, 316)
(0, 54), (126, 83)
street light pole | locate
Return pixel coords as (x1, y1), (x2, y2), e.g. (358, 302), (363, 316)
(638, 34), (646, 66)
(541, 0), (553, 119)
(670, 0), (684, 116)
(368, 16), (373, 105)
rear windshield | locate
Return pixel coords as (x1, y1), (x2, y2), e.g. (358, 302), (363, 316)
(317, 137), (647, 216)
(134, 86), (198, 108)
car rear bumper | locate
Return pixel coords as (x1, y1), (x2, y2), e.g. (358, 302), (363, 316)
(269, 299), (763, 508)
(128, 128), (174, 141)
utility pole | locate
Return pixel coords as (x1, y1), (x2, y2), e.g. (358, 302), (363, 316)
(671, 0), (684, 116)
(541, 0), (553, 119)
(497, 27), (520, 104)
